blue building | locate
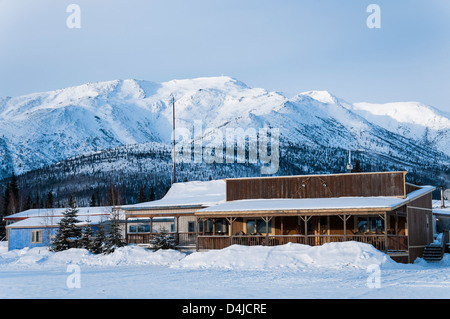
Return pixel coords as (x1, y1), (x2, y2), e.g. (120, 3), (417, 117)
(5, 207), (117, 251)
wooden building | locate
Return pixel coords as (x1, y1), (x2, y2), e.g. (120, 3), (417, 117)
(194, 172), (435, 263)
(123, 180), (226, 249)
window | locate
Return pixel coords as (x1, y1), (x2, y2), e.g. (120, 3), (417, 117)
(357, 217), (384, 233)
(129, 224), (150, 233)
(202, 219), (228, 234)
(31, 230), (43, 243)
(188, 221), (195, 233)
(246, 219), (272, 234)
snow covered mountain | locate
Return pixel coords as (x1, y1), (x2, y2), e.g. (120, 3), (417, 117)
(351, 101), (450, 157)
(0, 76), (449, 202)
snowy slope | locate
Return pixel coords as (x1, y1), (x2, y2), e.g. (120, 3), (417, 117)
(352, 101), (450, 157)
(0, 76), (449, 181)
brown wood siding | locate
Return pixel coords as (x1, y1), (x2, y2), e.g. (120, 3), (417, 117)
(407, 206), (433, 253)
(405, 183), (421, 194)
(407, 192), (433, 251)
(226, 172), (406, 201)
(409, 193), (432, 210)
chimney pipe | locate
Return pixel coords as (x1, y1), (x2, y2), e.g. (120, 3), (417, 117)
(441, 186), (445, 209)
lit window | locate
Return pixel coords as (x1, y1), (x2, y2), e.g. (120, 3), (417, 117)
(31, 230), (43, 243)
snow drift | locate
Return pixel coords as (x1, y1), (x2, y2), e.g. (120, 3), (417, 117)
(0, 241), (396, 270)
(176, 242), (395, 270)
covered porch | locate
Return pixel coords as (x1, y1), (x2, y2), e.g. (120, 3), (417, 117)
(194, 210), (409, 255)
(124, 209), (200, 249)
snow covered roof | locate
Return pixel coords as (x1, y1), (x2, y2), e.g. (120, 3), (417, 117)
(6, 214), (108, 229)
(123, 179), (226, 211)
(197, 185), (435, 215)
(4, 206), (116, 220)
(433, 199), (450, 216)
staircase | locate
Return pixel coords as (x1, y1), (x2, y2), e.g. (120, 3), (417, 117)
(423, 244), (444, 262)
(423, 233), (445, 262)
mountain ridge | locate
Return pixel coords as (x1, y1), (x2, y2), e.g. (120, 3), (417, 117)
(0, 76), (449, 205)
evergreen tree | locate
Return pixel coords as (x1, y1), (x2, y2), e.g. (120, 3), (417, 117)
(51, 196), (81, 252)
(24, 195), (32, 211)
(96, 188), (101, 206)
(1, 184), (10, 217)
(79, 217), (94, 251)
(91, 222), (106, 254)
(105, 208), (124, 253)
(354, 159), (363, 173)
(149, 186), (156, 201)
(150, 227), (176, 251)
(137, 185), (146, 203)
(2, 170), (20, 216)
(90, 193), (96, 207)
(45, 191), (54, 208)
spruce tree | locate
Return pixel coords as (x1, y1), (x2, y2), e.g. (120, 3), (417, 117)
(91, 222), (106, 254)
(79, 217), (94, 252)
(137, 185), (146, 203)
(51, 196), (81, 252)
(9, 170), (19, 213)
(105, 208), (124, 253)
(90, 193), (96, 207)
(45, 191), (54, 208)
(150, 227), (176, 251)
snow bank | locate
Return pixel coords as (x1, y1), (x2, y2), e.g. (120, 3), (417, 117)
(0, 244), (185, 268)
(0, 241), (396, 270)
(175, 242), (395, 270)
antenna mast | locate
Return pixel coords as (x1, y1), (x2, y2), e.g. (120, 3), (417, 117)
(172, 95), (176, 185)
(346, 149), (353, 173)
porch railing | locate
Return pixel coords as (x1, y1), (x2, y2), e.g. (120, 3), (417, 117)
(127, 232), (197, 247)
(127, 233), (408, 252)
(197, 234), (408, 252)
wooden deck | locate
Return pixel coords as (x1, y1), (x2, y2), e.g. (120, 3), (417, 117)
(128, 232), (408, 252)
(196, 234), (408, 251)
(127, 232), (197, 247)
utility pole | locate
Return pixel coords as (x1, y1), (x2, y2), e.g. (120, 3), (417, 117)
(346, 149), (353, 173)
(172, 95), (176, 185)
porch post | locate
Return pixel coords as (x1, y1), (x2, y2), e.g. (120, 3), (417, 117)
(195, 217), (200, 251)
(175, 216), (179, 245)
(395, 212), (399, 251)
(344, 214), (347, 241)
(384, 212), (388, 252)
(149, 217), (153, 234)
(226, 217), (236, 246)
(338, 215), (350, 242)
(262, 216), (272, 246)
(125, 216), (128, 243)
(299, 216), (311, 245)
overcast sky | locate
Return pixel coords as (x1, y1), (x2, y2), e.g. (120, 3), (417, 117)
(0, 0), (449, 113)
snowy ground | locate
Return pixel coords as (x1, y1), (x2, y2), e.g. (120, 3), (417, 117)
(1, 241), (450, 299)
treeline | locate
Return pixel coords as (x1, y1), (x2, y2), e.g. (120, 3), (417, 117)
(1, 141), (449, 232)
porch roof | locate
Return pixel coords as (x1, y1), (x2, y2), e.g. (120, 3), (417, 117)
(196, 185), (435, 217)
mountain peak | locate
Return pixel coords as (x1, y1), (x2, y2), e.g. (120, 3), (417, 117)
(297, 90), (339, 104)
